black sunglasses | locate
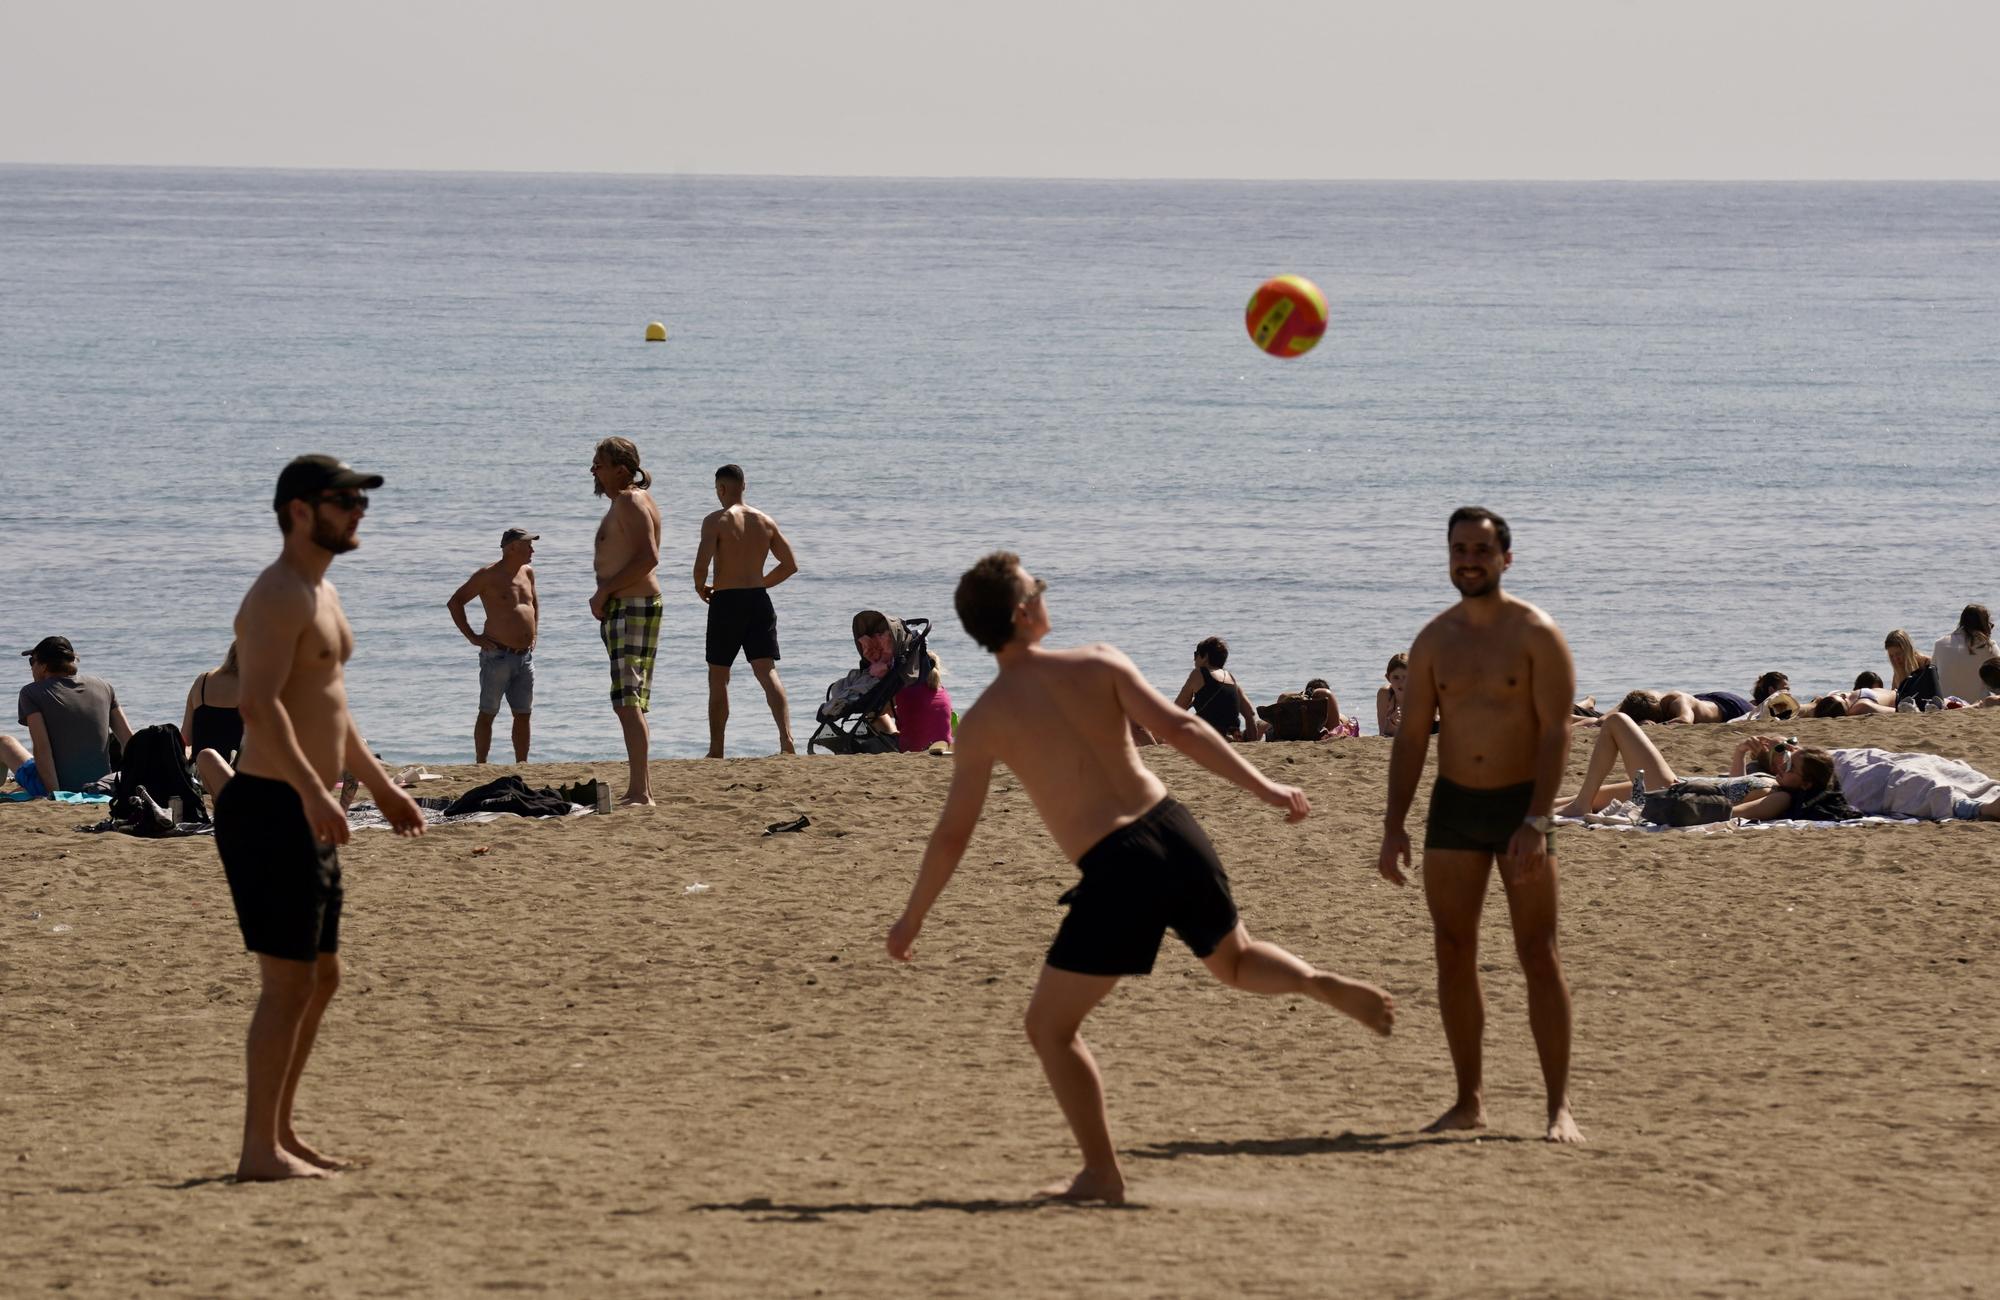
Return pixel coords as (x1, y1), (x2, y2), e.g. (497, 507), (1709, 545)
(315, 490), (369, 511)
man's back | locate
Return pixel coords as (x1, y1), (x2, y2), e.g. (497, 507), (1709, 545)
(19, 675), (117, 787)
(965, 644), (1168, 861)
(707, 504), (777, 590)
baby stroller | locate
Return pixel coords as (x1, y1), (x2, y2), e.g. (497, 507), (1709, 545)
(807, 612), (935, 755)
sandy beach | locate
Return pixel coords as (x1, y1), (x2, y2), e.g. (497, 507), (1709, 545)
(3, 711), (1997, 1297)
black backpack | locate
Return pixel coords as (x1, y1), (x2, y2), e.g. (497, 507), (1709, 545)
(111, 723), (209, 824)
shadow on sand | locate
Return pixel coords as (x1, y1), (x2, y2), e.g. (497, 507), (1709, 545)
(1125, 1130), (1528, 1161)
(692, 1194), (1141, 1223)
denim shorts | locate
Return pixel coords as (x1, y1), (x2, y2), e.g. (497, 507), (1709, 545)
(478, 648), (535, 715)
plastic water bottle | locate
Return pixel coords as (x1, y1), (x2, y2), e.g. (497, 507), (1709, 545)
(1632, 768), (1647, 798)
(167, 796), (182, 824)
(594, 781), (611, 814)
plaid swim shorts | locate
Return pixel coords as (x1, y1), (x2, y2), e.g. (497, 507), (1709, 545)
(600, 594), (664, 711)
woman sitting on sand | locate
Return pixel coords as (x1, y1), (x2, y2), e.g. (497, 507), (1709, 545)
(180, 642), (244, 794)
(1376, 653), (1408, 737)
(1174, 637), (1262, 741)
(1557, 713), (1839, 823)
(1933, 605), (1999, 703)
(1885, 628), (1931, 688)
(893, 652), (953, 753)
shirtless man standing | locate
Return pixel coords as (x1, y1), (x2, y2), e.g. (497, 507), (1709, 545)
(888, 552), (1394, 1204)
(446, 527), (540, 763)
(589, 437), (663, 805)
(693, 464), (798, 757)
(1378, 507), (1583, 1144)
(216, 455), (425, 1181)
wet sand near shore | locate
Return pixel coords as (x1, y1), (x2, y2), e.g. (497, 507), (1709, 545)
(3, 712), (1997, 1297)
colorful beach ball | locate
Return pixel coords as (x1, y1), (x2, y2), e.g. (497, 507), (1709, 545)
(1244, 275), (1329, 358)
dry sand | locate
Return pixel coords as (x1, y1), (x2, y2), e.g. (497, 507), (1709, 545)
(4, 712), (1998, 1297)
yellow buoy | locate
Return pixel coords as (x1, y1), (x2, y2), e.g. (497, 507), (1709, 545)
(644, 321), (667, 342)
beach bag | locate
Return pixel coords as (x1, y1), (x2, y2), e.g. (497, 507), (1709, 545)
(1257, 695), (1330, 742)
(110, 722), (208, 824)
(1640, 779), (1734, 827)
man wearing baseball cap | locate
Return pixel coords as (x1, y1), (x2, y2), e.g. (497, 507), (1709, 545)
(445, 526), (541, 762)
(1, 635), (134, 799)
(211, 454), (424, 1182)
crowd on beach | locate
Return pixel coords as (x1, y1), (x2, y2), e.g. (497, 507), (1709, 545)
(9, 453), (2000, 1204)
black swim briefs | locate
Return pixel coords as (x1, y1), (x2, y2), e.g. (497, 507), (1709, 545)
(705, 587), (780, 667)
(214, 774), (343, 963)
(1424, 776), (1555, 857)
(1046, 798), (1239, 977)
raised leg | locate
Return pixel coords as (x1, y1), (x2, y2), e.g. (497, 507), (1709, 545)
(750, 658), (794, 754)
(1499, 854), (1583, 1143)
(1422, 848), (1493, 1133)
(613, 704), (652, 804)
(1, 733), (32, 781)
(1023, 964), (1126, 1203)
(195, 749), (235, 799)
(706, 664), (730, 759)
(1558, 712), (1679, 817)
(238, 954), (327, 1181)
(473, 711), (495, 764)
(1200, 923), (1393, 1035)
(510, 712), (531, 763)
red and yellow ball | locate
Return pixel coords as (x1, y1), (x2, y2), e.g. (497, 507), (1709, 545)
(1245, 274), (1329, 358)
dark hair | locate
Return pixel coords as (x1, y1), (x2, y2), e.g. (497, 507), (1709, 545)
(1981, 659), (2000, 694)
(955, 551), (1026, 654)
(594, 436), (651, 490)
(1385, 652), (1409, 678)
(1960, 604), (1994, 653)
(1752, 671), (1790, 704)
(1304, 678), (1330, 695)
(1852, 671), (1883, 690)
(1813, 695), (1847, 719)
(1794, 747), (1836, 794)
(1616, 689), (1663, 724)
(1196, 636), (1229, 668)
(716, 464), (745, 484)
(1447, 506), (1510, 554)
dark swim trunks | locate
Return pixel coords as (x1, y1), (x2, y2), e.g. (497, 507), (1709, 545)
(1693, 690), (1751, 722)
(1424, 776), (1555, 857)
(214, 774), (343, 963)
(1045, 798), (1239, 977)
(705, 588), (781, 667)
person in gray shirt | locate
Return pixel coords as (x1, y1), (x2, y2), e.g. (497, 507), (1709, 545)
(1, 636), (133, 797)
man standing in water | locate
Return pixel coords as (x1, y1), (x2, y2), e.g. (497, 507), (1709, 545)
(889, 552), (1394, 1204)
(446, 527), (540, 763)
(590, 437), (663, 805)
(1377, 506), (1583, 1144)
(217, 455), (425, 1181)
(693, 463), (798, 757)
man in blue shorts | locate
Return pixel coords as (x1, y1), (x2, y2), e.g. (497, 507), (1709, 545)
(887, 551), (1393, 1204)
(446, 527), (540, 763)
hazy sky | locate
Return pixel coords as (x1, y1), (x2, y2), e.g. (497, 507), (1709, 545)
(9, 1), (1997, 178)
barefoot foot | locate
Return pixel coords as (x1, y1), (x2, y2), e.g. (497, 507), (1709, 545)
(1305, 973), (1396, 1037)
(619, 792), (655, 807)
(235, 1149), (330, 1182)
(281, 1134), (354, 1171)
(1545, 1105), (1585, 1144)
(1422, 1100), (1488, 1135)
(1033, 1167), (1125, 1205)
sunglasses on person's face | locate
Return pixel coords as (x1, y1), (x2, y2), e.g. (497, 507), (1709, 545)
(1021, 577), (1047, 603)
(316, 490), (369, 512)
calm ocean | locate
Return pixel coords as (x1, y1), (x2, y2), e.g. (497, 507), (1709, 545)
(2, 168), (1995, 762)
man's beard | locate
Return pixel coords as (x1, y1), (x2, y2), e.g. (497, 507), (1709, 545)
(1451, 570), (1497, 599)
(311, 516), (359, 554)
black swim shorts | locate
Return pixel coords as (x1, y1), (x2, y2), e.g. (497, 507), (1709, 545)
(1424, 776), (1555, 857)
(705, 587), (781, 667)
(1045, 798), (1239, 977)
(214, 774), (343, 963)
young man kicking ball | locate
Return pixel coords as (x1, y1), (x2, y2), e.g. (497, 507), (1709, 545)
(887, 552), (1393, 1204)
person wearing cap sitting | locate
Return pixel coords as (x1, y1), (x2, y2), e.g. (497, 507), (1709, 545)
(2, 636), (133, 799)
(446, 527), (541, 763)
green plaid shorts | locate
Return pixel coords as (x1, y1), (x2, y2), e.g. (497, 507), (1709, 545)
(600, 594), (664, 712)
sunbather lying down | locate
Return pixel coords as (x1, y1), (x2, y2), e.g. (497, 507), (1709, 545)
(1557, 713), (1835, 823)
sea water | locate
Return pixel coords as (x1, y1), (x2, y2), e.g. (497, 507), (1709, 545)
(2, 168), (1995, 762)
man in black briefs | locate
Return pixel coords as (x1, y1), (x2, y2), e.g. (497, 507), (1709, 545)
(888, 551), (1393, 1204)
(215, 454), (425, 1181)
(692, 464), (798, 757)
(1377, 507), (1584, 1144)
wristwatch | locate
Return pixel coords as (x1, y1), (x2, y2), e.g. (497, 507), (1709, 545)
(1522, 813), (1555, 834)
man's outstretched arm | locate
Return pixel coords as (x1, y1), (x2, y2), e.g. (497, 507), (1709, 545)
(1111, 650), (1306, 820)
(888, 721), (994, 959)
